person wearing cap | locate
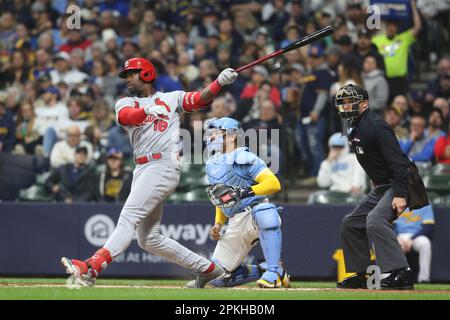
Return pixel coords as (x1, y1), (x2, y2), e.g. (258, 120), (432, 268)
(316, 132), (366, 197)
(335, 84), (428, 290)
(372, 0), (422, 101)
(383, 105), (409, 140)
(97, 148), (132, 203)
(297, 44), (334, 184)
(345, 1), (367, 42)
(49, 51), (88, 86)
(425, 71), (450, 105)
(45, 145), (98, 203)
(349, 28), (385, 72)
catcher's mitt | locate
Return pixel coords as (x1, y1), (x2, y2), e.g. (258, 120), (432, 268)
(206, 184), (241, 209)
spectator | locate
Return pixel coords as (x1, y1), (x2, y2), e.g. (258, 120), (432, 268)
(85, 124), (106, 164)
(235, 80), (273, 123)
(335, 35), (353, 56)
(33, 87), (69, 138)
(349, 28), (385, 72)
(362, 55), (389, 114)
(408, 90), (428, 119)
(206, 95), (235, 122)
(399, 115), (438, 164)
(59, 29), (92, 54)
(50, 125), (93, 168)
(384, 106), (409, 140)
(97, 148), (132, 203)
(45, 146), (98, 203)
(49, 51), (88, 87)
(0, 98), (15, 152)
(372, 0), (422, 100)
(297, 45), (334, 183)
(426, 108), (446, 140)
(177, 52), (199, 83)
(240, 66), (281, 108)
(14, 101), (42, 155)
(317, 133), (366, 196)
(107, 125), (133, 159)
(425, 71), (450, 104)
(425, 59), (450, 104)
(42, 97), (91, 156)
(432, 97), (449, 127)
(344, 1), (367, 42)
(330, 57), (363, 100)
(243, 99), (281, 132)
(434, 121), (450, 165)
(30, 48), (53, 80)
(395, 205), (435, 283)
(0, 49), (31, 87)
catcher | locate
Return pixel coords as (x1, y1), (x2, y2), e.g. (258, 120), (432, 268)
(201, 117), (289, 288)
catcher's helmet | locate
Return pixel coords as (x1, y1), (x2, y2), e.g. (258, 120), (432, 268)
(206, 117), (242, 132)
(335, 84), (368, 120)
(119, 57), (156, 82)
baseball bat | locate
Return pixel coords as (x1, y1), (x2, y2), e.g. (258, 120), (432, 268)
(235, 25), (334, 73)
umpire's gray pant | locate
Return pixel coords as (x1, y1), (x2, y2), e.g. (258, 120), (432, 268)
(340, 184), (409, 273)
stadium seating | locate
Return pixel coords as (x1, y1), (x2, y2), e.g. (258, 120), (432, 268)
(307, 190), (360, 205)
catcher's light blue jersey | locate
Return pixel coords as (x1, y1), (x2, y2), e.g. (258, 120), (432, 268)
(205, 147), (267, 217)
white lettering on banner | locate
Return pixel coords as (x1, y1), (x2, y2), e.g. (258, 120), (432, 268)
(159, 224), (212, 245)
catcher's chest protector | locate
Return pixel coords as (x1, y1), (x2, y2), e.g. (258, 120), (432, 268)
(205, 148), (265, 216)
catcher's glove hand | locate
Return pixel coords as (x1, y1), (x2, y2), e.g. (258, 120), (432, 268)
(206, 184), (241, 209)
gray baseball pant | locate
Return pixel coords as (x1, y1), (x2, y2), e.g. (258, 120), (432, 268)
(104, 159), (211, 273)
(340, 184), (409, 273)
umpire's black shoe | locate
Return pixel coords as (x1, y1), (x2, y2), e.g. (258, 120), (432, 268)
(381, 267), (414, 290)
(336, 273), (367, 289)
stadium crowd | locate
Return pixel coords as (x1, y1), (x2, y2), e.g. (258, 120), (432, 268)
(0, 0), (449, 203)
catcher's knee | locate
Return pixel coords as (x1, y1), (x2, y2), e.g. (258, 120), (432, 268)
(252, 203), (280, 230)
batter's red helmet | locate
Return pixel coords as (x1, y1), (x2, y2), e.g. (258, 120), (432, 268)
(119, 57), (156, 82)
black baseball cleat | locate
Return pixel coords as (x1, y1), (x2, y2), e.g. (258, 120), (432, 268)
(381, 267), (414, 290)
(337, 273), (367, 289)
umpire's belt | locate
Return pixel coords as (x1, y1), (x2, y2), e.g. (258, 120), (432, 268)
(134, 153), (162, 165)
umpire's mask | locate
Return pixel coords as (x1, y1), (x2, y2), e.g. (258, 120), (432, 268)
(335, 84), (368, 121)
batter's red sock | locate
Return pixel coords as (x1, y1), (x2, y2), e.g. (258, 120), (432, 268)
(85, 248), (112, 276)
(71, 259), (89, 274)
(203, 262), (216, 274)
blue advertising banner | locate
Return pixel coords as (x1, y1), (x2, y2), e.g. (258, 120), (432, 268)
(0, 203), (449, 281)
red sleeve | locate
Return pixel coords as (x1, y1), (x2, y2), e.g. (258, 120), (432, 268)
(118, 107), (147, 126)
(434, 136), (449, 161)
(182, 79), (222, 112)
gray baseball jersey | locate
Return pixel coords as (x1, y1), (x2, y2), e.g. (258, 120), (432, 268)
(114, 91), (185, 158)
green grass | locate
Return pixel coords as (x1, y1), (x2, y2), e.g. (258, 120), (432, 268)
(0, 278), (449, 300)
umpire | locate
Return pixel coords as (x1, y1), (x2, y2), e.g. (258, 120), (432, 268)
(335, 84), (428, 290)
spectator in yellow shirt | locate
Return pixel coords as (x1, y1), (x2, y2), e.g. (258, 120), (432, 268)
(372, 0), (422, 101)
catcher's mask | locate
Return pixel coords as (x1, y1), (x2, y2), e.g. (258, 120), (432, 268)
(335, 84), (368, 120)
(204, 117), (243, 156)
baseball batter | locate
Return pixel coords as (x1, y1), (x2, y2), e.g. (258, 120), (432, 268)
(200, 117), (290, 288)
(61, 57), (238, 288)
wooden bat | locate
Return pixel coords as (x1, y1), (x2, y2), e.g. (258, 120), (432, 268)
(235, 25), (334, 73)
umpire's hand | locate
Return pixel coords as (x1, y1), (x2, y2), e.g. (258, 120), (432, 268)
(392, 197), (407, 216)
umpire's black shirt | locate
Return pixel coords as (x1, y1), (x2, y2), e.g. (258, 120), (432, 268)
(348, 108), (411, 198)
